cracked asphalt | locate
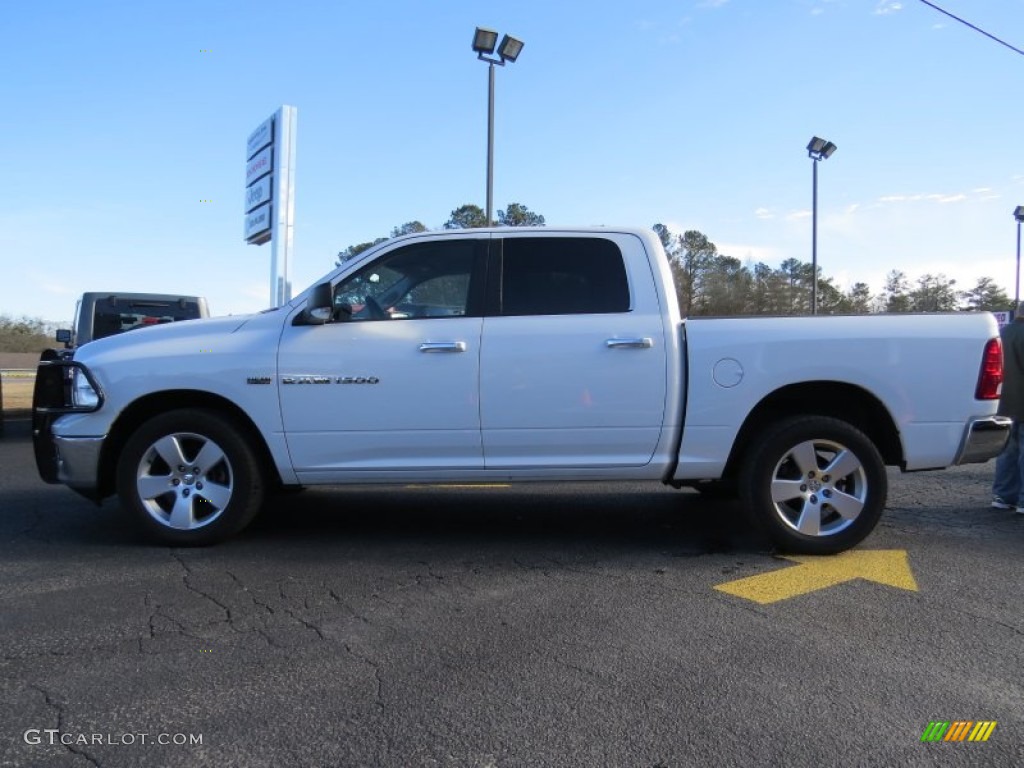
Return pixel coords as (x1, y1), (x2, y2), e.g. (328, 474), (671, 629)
(1, 415), (1022, 767)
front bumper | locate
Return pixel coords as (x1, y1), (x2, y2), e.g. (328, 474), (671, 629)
(33, 409), (105, 499)
(954, 416), (1011, 465)
(32, 350), (105, 500)
(49, 433), (104, 490)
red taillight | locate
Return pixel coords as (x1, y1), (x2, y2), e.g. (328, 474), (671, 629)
(976, 337), (1003, 400)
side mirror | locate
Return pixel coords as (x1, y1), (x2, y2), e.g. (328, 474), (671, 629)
(56, 329), (73, 347)
(301, 282), (334, 325)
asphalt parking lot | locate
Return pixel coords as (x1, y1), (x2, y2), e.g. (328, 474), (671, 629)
(1, 414), (1022, 767)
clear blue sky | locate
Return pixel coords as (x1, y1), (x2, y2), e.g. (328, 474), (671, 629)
(2, 0), (1023, 323)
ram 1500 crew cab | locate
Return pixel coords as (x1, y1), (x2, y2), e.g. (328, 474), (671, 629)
(32, 228), (1009, 553)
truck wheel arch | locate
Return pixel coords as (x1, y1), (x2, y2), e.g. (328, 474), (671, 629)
(98, 391), (282, 500)
(723, 381), (903, 485)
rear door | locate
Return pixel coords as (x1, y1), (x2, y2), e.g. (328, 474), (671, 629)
(479, 233), (668, 469)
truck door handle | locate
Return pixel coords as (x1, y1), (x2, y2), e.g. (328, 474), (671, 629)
(606, 337), (653, 349)
(419, 341), (467, 353)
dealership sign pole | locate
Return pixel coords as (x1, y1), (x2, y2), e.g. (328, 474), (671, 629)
(244, 106), (297, 307)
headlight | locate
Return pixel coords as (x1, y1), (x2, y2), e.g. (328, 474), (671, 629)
(71, 368), (100, 409)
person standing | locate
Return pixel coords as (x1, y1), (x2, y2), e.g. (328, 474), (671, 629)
(992, 304), (1024, 513)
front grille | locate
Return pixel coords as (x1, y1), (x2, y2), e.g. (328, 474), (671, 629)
(33, 351), (72, 411)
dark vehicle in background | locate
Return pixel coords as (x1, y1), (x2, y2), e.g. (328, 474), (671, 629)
(56, 293), (210, 348)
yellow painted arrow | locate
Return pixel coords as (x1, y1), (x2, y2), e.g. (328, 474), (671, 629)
(714, 550), (918, 604)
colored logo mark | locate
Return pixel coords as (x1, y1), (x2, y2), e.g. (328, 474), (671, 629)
(921, 721), (996, 742)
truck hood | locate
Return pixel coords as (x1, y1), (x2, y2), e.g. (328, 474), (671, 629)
(72, 312), (268, 367)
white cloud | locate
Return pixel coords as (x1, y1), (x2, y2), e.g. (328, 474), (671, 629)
(896, 258), (1015, 292)
(925, 193), (967, 204)
(697, 0), (729, 8)
(786, 209), (812, 221)
(874, 1), (903, 15)
(808, 0), (839, 15)
(877, 190), (974, 206)
(716, 241), (783, 265)
(755, 207), (775, 220)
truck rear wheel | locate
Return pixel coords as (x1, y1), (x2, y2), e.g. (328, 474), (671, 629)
(116, 409), (264, 545)
(739, 416), (886, 554)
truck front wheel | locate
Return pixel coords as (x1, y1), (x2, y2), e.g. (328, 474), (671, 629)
(739, 416), (886, 555)
(116, 409), (264, 545)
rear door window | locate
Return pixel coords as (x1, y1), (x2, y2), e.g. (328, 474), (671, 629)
(499, 237), (630, 316)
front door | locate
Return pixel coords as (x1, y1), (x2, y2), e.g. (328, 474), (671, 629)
(279, 237), (487, 477)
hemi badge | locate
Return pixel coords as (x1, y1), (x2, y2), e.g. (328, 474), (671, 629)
(246, 376), (272, 385)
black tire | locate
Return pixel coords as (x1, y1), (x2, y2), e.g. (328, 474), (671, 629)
(116, 408), (264, 545)
(738, 416), (886, 555)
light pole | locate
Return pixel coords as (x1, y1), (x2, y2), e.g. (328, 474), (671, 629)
(807, 136), (837, 315)
(472, 27), (524, 226)
(1015, 205), (1024, 310)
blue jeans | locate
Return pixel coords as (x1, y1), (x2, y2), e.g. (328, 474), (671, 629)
(992, 422), (1024, 505)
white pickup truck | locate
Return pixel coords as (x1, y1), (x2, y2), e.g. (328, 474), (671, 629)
(32, 227), (1009, 553)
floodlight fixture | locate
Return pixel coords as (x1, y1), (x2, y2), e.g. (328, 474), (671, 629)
(1015, 205), (1024, 223)
(473, 27), (498, 56)
(498, 34), (524, 63)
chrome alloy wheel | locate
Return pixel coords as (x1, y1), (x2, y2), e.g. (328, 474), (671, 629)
(767, 438), (868, 538)
(135, 431), (234, 530)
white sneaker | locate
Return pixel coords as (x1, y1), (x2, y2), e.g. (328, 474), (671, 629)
(992, 496), (1015, 510)
(1016, 507), (1024, 515)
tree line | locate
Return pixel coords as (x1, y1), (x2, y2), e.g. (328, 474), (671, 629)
(337, 205), (1011, 315)
(653, 224), (1010, 316)
(0, 315), (59, 353)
